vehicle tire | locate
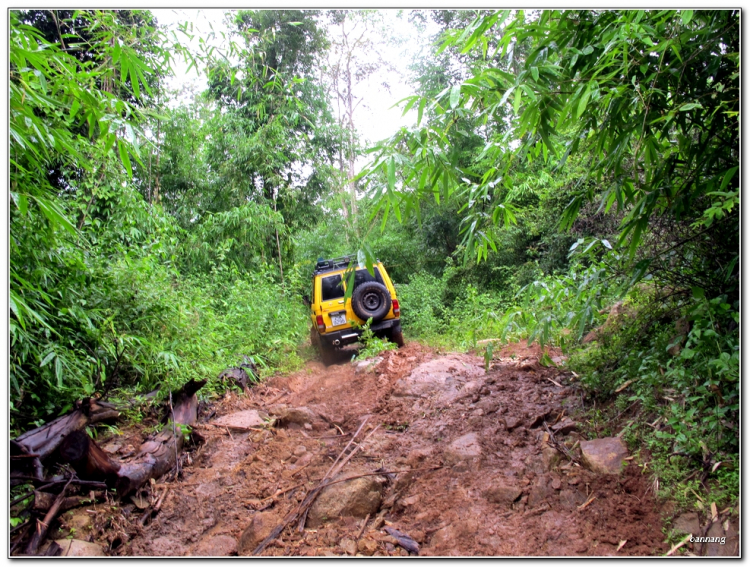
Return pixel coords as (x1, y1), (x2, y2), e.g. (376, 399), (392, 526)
(311, 326), (335, 365)
(351, 282), (392, 323)
(389, 328), (405, 348)
(318, 341), (337, 366)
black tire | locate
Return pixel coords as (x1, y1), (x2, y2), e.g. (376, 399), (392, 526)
(351, 282), (392, 322)
(312, 326), (336, 365)
(390, 328), (405, 348)
(318, 341), (337, 366)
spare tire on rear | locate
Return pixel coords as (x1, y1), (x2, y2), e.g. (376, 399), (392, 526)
(351, 281), (392, 323)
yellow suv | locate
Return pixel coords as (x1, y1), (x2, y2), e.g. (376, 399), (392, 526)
(307, 255), (403, 364)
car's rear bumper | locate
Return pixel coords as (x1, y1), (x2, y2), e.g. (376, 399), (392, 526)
(319, 318), (401, 347)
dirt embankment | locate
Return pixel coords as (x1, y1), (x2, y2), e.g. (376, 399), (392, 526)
(61, 342), (687, 556)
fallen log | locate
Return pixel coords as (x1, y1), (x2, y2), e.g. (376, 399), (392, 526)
(57, 379), (206, 497)
(218, 367), (252, 395)
(59, 430), (122, 487)
(11, 399), (121, 485)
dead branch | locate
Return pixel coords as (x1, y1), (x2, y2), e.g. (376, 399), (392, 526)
(543, 421), (582, 465)
(24, 476), (73, 555)
(252, 418), (374, 555)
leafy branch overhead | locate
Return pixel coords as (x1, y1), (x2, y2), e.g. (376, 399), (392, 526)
(363, 9), (738, 263)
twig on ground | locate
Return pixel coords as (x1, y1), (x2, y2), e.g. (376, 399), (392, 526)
(666, 534), (692, 556)
(308, 466), (443, 489)
(265, 391), (288, 406)
(10, 519), (31, 535)
(577, 495), (597, 510)
(290, 460), (314, 478)
(384, 526), (420, 554)
(25, 476), (74, 555)
(522, 503), (549, 517)
(543, 422), (581, 465)
(139, 487), (170, 526)
(356, 513), (370, 541)
(547, 377), (563, 388)
(252, 418), (373, 555)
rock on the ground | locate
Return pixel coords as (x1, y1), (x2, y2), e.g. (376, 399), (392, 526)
(443, 432), (482, 464)
(272, 406), (319, 429)
(358, 538), (379, 556)
(476, 398), (499, 414)
(340, 537), (357, 555)
(391, 354), (485, 403)
(558, 488), (586, 511)
(672, 512), (700, 536)
(429, 524), (457, 548)
(483, 483), (522, 507)
(541, 445), (560, 471)
(552, 418), (578, 435)
(194, 535), (238, 556)
(504, 416), (522, 431)
(306, 473), (384, 528)
(528, 476), (552, 507)
(54, 539), (106, 557)
(580, 437), (628, 475)
(238, 511), (280, 555)
(214, 409), (268, 429)
(704, 519), (739, 557)
(354, 357), (382, 374)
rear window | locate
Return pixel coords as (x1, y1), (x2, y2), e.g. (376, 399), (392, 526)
(321, 274), (344, 301)
(353, 267), (385, 290)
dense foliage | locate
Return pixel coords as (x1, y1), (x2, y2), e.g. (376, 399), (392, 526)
(9, 9), (738, 508)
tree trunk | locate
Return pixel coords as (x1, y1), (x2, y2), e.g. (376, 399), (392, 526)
(273, 198), (284, 285)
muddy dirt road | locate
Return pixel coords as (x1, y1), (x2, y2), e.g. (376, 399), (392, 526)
(83, 342), (674, 556)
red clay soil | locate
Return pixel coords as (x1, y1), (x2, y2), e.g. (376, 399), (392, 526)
(69, 341), (672, 556)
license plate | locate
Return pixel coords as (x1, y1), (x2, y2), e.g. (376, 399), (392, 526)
(330, 313), (346, 326)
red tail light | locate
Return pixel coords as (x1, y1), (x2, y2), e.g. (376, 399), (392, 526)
(316, 314), (325, 331)
(392, 299), (400, 316)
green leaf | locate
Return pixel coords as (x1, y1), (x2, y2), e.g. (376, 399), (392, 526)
(691, 286), (705, 299)
(513, 87), (522, 114)
(17, 193), (28, 216)
(33, 195), (77, 236)
(678, 102), (703, 112)
(720, 166), (738, 191)
(118, 139), (133, 178)
(576, 83), (592, 119)
(387, 158), (395, 192)
(681, 10), (694, 24)
(450, 85), (461, 109)
(417, 97), (426, 126)
(129, 64), (140, 99)
(69, 98), (81, 121)
(40, 351), (56, 367)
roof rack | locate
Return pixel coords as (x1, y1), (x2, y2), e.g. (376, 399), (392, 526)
(313, 254), (356, 275)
